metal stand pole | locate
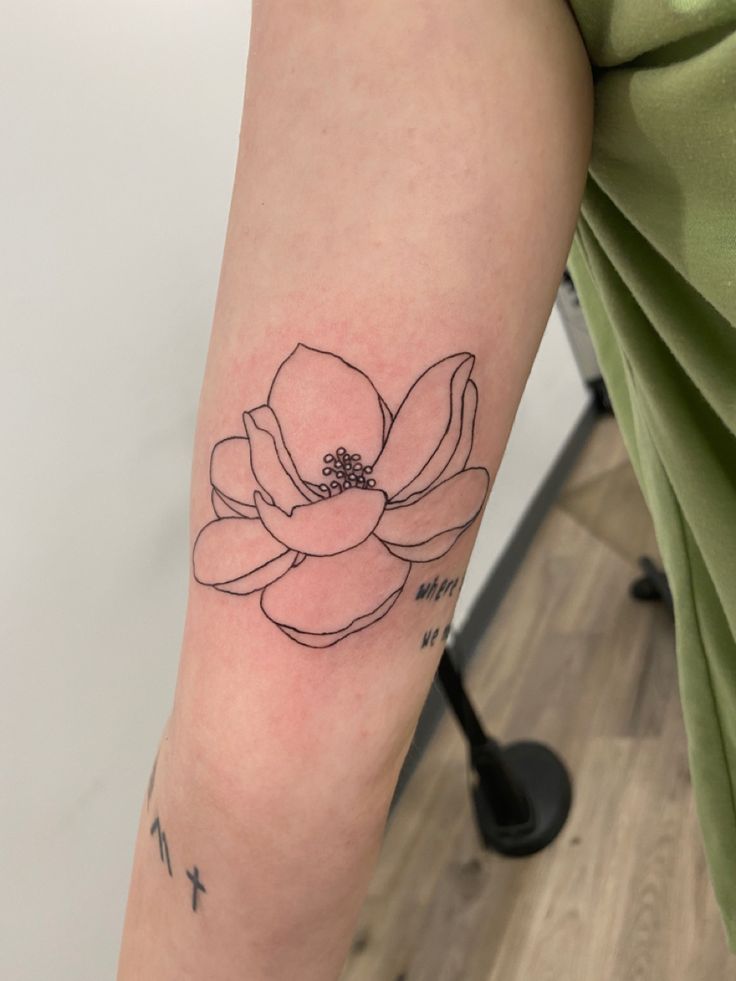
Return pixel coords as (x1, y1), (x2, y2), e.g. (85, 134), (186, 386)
(436, 647), (573, 857)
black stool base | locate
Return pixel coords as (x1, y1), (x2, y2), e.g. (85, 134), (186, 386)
(630, 556), (673, 617)
(471, 740), (573, 857)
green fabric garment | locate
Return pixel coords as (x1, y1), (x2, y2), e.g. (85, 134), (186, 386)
(567, 0), (736, 945)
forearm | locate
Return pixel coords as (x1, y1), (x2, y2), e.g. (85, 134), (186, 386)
(119, 2), (591, 978)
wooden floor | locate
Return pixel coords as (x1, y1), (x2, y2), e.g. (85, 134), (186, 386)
(341, 418), (733, 981)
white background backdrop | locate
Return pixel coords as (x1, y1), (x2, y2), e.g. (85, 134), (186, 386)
(1, 3), (588, 977)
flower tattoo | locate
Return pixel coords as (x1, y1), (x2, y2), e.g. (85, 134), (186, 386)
(192, 345), (489, 647)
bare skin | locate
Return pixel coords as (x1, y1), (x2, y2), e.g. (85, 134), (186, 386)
(118, 2), (592, 978)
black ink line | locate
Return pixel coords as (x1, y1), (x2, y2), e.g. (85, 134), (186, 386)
(186, 866), (206, 912)
(382, 463), (488, 515)
(266, 343), (388, 459)
(380, 509), (483, 548)
(214, 550), (298, 596)
(266, 586), (405, 649)
(208, 437), (259, 507)
(259, 542), (409, 638)
(375, 352), (472, 478)
(380, 518), (475, 550)
(384, 437), (478, 511)
(251, 488), (386, 558)
(390, 355), (473, 501)
(393, 377), (478, 508)
(251, 404), (323, 503)
(192, 517), (293, 588)
(242, 409), (317, 504)
(211, 487), (259, 519)
(150, 816), (173, 877)
(379, 395), (393, 441)
(369, 352), (472, 501)
(147, 753), (158, 808)
(383, 532), (459, 564)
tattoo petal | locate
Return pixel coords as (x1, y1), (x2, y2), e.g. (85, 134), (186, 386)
(379, 396), (393, 442)
(242, 411), (311, 513)
(271, 588), (403, 648)
(215, 548), (298, 595)
(254, 488), (387, 556)
(267, 344), (387, 485)
(192, 517), (289, 586)
(210, 436), (262, 507)
(391, 381), (479, 508)
(250, 405), (321, 502)
(260, 535), (409, 641)
(371, 354), (474, 500)
(383, 528), (470, 563)
(435, 379), (478, 486)
(212, 488), (258, 518)
(375, 467), (489, 547)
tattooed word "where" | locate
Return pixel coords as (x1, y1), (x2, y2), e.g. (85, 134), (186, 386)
(415, 576), (462, 603)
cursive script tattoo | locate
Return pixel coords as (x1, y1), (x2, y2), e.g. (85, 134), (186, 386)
(193, 345), (489, 647)
(421, 623), (452, 648)
(415, 575), (463, 602)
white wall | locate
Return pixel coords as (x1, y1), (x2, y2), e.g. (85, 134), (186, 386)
(0, 4), (587, 978)
(1, 4), (250, 979)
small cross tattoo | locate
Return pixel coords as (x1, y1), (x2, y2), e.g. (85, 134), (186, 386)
(150, 816), (172, 876)
(186, 866), (206, 912)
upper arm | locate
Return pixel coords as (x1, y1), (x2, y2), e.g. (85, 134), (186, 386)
(185, 0), (593, 746)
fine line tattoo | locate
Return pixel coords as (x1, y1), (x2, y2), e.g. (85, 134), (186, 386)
(186, 866), (207, 912)
(147, 794), (208, 911)
(415, 575), (463, 602)
(421, 623), (452, 649)
(193, 345), (489, 648)
(150, 816), (173, 877)
(147, 753), (158, 809)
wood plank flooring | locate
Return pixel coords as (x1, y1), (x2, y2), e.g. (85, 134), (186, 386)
(341, 417), (733, 981)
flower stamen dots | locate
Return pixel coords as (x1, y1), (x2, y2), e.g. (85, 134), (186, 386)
(321, 447), (377, 494)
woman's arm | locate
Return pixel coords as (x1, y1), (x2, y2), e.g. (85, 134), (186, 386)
(118, 1), (591, 977)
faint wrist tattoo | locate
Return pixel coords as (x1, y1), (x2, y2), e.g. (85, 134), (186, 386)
(193, 345), (489, 647)
(147, 755), (207, 912)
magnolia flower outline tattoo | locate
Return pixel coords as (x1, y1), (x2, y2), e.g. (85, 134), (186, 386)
(192, 345), (489, 647)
